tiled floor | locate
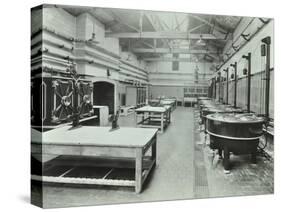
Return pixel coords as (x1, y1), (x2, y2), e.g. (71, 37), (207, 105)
(32, 107), (273, 208)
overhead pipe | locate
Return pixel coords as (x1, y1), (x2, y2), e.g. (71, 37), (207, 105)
(241, 33), (251, 41)
(259, 18), (270, 24)
(242, 53), (252, 113)
(230, 62), (237, 108)
(232, 43), (239, 52)
(216, 18), (271, 71)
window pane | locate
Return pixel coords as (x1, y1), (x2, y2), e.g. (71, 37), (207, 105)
(172, 61), (179, 71)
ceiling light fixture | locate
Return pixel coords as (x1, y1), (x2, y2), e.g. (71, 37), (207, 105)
(196, 35), (206, 46)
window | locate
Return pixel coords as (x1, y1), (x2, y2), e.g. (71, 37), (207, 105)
(172, 53), (179, 71)
(189, 87), (195, 93)
(204, 87), (209, 94)
(196, 88), (203, 93)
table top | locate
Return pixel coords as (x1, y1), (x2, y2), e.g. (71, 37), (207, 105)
(32, 126), (157, 148)
(149, 99), (160, 103)
(31, 128), (42, 142)
(162, 98), (176, 102)
(160, 100), (175, 105)
(135, 106), (167, 113)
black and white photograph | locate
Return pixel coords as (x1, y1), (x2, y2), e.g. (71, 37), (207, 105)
(30, 3), (274, 209)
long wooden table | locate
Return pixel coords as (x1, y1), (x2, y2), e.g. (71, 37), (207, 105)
(31, 126), (158, 193)
(149, 98), (177, 111)
(160, 99), (177, 111)
(135, 105), (171, 133)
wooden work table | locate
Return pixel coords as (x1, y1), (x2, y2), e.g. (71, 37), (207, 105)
(31, 126), (158, 193)
(135, 105), (171, 133)
(160, 99), (177, 111)
(149, 98), (177, 111)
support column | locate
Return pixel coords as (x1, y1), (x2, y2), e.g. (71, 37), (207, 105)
(223, 68), (229, 104)
(261, 36), (271, 119)
(218, 72), (221, 102)
(230, 62), (237, 108)
(242, 53), (252, 113)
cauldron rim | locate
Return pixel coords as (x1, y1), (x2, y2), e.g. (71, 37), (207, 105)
(207, 130), (263, 140)
(202, 107), (224, 112)
(206, 113), (265, 124)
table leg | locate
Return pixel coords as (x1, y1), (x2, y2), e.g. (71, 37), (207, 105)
(135, 148), (143, 193)
(152, 136), (157, 162)
(169, 109), (171, 123)
(135, 112), (138, 127)
(168, 110), (171, 123)
(160, 113), (164, 133)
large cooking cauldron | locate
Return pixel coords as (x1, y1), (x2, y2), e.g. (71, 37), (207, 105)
(197, 97), (211, 107)
(198, 97), (211, 101)
(198, 99), (214, 107)
(199, 101), (221, 117)
(206, 113), (265, 172)
(201, 106), (244, 132)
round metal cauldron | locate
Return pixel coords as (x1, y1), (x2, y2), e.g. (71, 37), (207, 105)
(219, 105), (244, 113)
(199, 101), (221, 115)
(200, 105), (242, 132)
(206, 113), (265, 172)
(198, 97), (211, 101)
(197, 97), (211, 107)
(201, 107), (224, 127)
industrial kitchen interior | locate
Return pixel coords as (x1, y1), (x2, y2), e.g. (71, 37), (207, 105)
(31, 4), (274, 208)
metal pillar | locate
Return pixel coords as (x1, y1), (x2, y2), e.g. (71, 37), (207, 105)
(223, 68), (229, 104)
(261, 36), (271, 119)
(242, 53), (252, 113)
(230, 62), (237, 108)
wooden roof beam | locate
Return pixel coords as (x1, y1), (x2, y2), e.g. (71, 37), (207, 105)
(144, 13), (172, 49)
(189, 14), (228, 34)
(132, 48), (219, 54)
(188, 23), (206, 33)
(108, 10), (140, 32)
(105, 31), (225, 39)
(143, 57), (206, 62)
